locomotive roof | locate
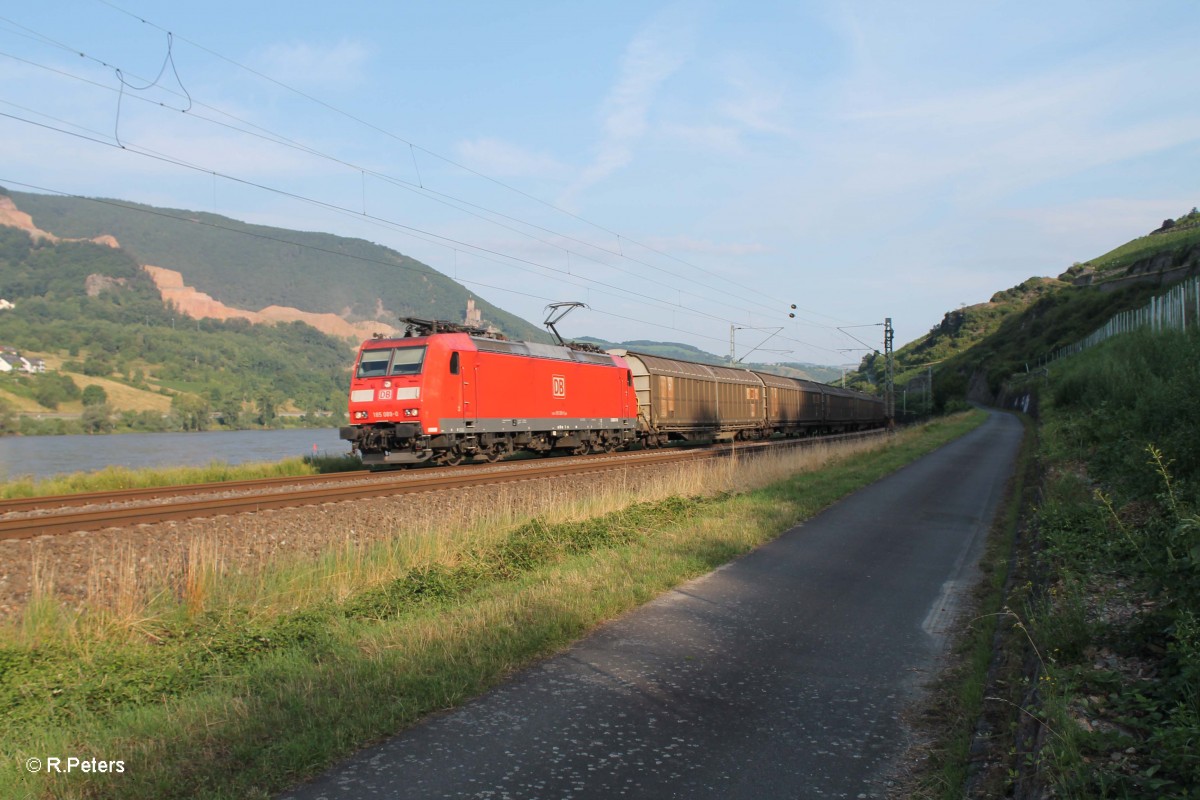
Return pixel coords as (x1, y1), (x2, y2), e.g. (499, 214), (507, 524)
(361, 333), (619, 366)
(470, 336), (618, 366)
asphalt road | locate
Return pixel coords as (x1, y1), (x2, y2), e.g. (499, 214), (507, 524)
(281, 411), (1024, 799)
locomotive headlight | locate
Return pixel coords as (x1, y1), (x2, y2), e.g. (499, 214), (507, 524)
(354, 411), (368, 420)
(404, 408), (419, 417)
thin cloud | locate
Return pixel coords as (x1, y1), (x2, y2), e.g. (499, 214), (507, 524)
(715, 66), (791, 137)
(642, 234), (769, 257)
(560, 10), (691, 206)
(252, 39), (373, 90)
(455, 137), (566, 179)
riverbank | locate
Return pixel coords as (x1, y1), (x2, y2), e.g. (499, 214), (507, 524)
(0, 427), (350, 482)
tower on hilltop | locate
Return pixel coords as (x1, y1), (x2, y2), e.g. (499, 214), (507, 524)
(465, 298), (482, 327)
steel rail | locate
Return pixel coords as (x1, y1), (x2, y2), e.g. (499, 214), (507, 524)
(0, 449), (719, 540)
(0, 431), (883, 541)
(0, 470), (377, 514)
(0, 447), (711, 515)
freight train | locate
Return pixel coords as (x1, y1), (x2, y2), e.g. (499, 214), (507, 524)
(339, 319), (887, 468)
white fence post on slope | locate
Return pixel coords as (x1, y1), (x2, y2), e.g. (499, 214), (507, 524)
(1042, 276), (1198, 367)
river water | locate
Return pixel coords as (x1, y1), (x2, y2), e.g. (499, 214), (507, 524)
(0, 428), (349, 481)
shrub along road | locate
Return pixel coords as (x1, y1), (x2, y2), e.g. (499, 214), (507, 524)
(282, 411), (1024, 799)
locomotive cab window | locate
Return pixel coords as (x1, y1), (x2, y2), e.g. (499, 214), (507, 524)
(355, 346), (427, 379)
(449, 352), (460, 375)
(389, 346), (426, 376)
(356, 349), (392, 379)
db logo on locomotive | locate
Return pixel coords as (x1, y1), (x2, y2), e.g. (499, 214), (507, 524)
(552, 375), (566, 398)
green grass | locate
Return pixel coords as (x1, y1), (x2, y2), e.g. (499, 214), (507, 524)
(997, 329), (1200, 798)
(1086, 214), (1200, 276)
(0, 454), (362, 499)
(0, 412), (985, 799)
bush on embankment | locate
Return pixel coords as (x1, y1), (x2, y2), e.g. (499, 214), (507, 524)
(1025, 328), (1200, 798)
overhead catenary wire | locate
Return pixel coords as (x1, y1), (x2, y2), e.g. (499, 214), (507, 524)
(1, 166), (847, 361)
(0, 104), (846, 356)
(82, 1), (853, 327)
(0, 111), (718, 331)
(0, 39), (821, 330)
(0, 8), (871, 356)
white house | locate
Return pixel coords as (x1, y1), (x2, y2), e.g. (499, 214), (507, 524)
(0, 299), (14, 311)
(19, 355), (45, 373)
(0, 347), (45, 373)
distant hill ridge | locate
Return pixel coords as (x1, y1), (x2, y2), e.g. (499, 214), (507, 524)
(4, 188), (550, 343)
(844, 207), (1200, 411)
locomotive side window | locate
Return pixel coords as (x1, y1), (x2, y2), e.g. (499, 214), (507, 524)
(627, 370), (632, 387)
(389, 346), (427, 376)
(356, 349), (392, 378)
(450, 352), (460, 375)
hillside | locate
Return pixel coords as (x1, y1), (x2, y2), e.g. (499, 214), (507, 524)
(845, 208), (1200, 413)
(1063, 207), (1200, 283)
(0, 222), (352, 432)
(5, 188), (550, 344)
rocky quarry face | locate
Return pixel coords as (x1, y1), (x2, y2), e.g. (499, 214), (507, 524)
(0, 195), (400, 342)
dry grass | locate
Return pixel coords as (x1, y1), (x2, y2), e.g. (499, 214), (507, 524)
(9, 435), (891, 644)
(61, 373), (173, 414)
(234, 438), (883, 616)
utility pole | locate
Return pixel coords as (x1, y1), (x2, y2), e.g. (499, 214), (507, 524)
(927, 365), (933, 416)
(884, 318), (895, 425)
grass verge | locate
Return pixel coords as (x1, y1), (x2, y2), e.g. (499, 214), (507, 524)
(945, 329), (1200, 799)
(1, 413), (985, 799)
(0, 453), (362, 499)
(899, 412), (1039, 798)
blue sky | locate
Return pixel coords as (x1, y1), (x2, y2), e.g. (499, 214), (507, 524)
(2, 1), (1198, 365)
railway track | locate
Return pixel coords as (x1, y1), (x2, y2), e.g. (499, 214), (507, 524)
(1, 431), (884, 541)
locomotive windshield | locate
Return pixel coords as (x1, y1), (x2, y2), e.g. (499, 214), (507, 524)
(356, 346), (427, 378)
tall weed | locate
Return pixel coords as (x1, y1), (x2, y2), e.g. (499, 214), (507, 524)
(1032, 328), (1200, 797)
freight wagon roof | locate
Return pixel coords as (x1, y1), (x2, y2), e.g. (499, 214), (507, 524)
(752, 371), (825, 392)
(611, 350), (765, 384)
(705, 364), (762, 384)
(822, 384), (881, 401)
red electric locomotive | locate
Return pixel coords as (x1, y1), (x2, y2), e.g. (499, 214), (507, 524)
(340, 319), (637, 467)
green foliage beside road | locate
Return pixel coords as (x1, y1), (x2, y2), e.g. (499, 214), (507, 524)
(989, 330), (1200, 798)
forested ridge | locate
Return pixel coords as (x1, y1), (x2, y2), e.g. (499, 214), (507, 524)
(0, 223), (351, 434)
(7, 188), (547, 343)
